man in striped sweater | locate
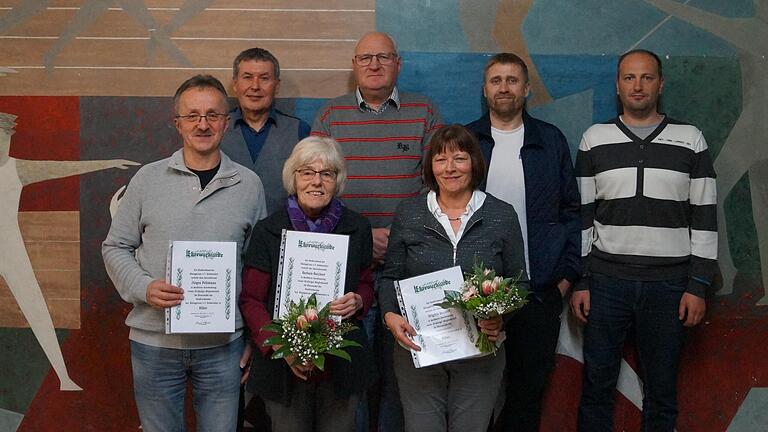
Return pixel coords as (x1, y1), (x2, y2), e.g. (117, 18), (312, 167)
(311, 32), (442, 431)
(570, 49), (717, 431)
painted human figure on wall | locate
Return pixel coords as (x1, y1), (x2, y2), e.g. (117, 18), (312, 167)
(0, 112), (138, 391)
(643, 0), (768, 303)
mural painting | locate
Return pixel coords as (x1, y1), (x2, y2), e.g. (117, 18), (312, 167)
(0, 0), (765, 431)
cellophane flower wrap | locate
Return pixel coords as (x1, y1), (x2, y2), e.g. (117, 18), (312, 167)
(438, 262), (528, 354)
(262, 293), (361, 371)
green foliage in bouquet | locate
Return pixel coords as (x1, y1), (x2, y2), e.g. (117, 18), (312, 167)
(438, 261), (529, 353)
(262, 293), (361, 371)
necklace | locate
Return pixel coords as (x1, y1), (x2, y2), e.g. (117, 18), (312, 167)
(447, 216), (462, 222)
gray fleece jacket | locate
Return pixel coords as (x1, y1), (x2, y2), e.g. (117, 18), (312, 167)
(102, 149), (267, 349)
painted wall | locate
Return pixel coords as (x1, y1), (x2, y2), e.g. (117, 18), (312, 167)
(0, 0), (766, 430)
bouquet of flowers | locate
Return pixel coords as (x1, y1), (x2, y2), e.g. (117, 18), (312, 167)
(263, 294), (361, 371)
(438, 262), (528, 354)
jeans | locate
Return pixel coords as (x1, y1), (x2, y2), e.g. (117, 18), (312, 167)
(131, 336), (244, 432)
(497, 286), (563, 432)
(578, 274), (687, 432)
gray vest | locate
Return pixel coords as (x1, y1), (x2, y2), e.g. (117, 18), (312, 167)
(220, 110), (307, 214)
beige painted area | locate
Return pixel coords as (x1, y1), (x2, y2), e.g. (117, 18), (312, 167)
(0, 0), (374, 97)
(0, 211), (80, 329)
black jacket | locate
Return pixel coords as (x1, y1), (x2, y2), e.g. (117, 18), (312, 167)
(241, 206), (375, 403)
(465, 111), (581, 293)
(380, 193), (529, 317)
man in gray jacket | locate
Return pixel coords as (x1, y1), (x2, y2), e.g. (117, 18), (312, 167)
(103, 75), (267, 431)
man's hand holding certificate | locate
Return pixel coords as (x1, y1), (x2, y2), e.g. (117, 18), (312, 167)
(165, 241), (237, 334)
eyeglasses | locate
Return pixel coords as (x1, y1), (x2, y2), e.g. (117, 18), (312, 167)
(354, 52), (398, 66)
(175, 113), (228, 124)
(295, 168), (338, 182)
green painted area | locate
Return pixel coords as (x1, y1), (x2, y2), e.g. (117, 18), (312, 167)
(662, 57), (759, 273)
(0, 328), (68, 414)
(662, 56), (741, 159)
(725, 175), (762, 273)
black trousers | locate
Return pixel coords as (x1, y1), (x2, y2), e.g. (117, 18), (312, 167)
(495, 286), (563, 432)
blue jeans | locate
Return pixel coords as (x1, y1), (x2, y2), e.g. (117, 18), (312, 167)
(578, 274), (687, 432)
(131, 337), (244, 432)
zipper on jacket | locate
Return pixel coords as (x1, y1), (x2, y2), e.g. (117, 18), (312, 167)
(424, 216), (483, 265)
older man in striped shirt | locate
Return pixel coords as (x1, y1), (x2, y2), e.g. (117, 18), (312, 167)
(311, 31), (442, 431)
(570, 49), (717, 432)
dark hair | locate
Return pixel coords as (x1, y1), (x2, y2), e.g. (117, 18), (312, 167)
(423, 125), (486, 193)
(173, 74), (228, 114)
(232, 47), (280, 80)
(484, 52), (529, 83)
(617, 49), (663, 78)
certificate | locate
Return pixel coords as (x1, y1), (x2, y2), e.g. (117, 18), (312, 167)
(394, 266), (482, 368)
(274, 230), (349, 319)
(164, 241), (237, 334)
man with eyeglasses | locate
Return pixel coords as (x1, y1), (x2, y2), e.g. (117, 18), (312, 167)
(103, 75), (267, 432)
(311, 31), (443, 431)
(222, 47), (311, 214)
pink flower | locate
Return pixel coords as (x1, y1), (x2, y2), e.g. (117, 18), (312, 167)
(483, 269), (492, 276)
(482, 279), (495, 296)
(462, 285), (478, 301)
(304, 308), (318, 322)
(492, 276), (502, 291)
(296, 315), (310, 330)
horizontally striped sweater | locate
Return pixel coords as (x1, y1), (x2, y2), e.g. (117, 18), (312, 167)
(311, 91), (442, 228)
(575, 117), (717, 297)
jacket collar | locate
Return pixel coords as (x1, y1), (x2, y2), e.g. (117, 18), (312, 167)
(475, 110), (543, 149)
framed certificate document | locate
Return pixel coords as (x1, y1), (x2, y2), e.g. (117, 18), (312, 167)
(395, 266), (483, 368)
(274, 230), (350, 319)
(164, 241), (237, 334)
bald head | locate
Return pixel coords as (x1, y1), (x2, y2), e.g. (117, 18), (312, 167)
(355, 32), (398, 55)
(353, 32), (402, 105)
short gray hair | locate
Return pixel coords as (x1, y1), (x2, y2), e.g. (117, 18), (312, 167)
(232, 47), (280, 80)
(282, 136), (348, 196)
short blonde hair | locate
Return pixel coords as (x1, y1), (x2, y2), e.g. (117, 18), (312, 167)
(282, 136), (348, 196)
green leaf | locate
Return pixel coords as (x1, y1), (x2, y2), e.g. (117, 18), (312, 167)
(326, 349), (352, 361)
(261, 323), (282, 333)
(262, 336), (284, 347)
(313, 354), (325, 371)
(338, 340), (362, 348)
(270, 345), (291, 360)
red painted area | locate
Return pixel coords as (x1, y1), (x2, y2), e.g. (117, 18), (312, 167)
(0, 96), (80, 211)
(541, 274), (768, 431)
(18, 282), (139, 432)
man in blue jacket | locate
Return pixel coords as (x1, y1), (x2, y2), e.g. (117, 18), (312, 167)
(465, 52), (581, 432)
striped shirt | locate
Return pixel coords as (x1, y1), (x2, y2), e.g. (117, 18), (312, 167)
(311, 89), (443, 227)
(575, 117), (717, 296)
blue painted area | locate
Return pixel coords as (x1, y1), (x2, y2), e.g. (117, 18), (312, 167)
(377, 0), (470, 52)
(525, 0), (737, 56)
(529, 90), (594, 161)
(290, 98), (327, 127)
(398, 52), (488, 124)
(533, 55), (619, 124)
